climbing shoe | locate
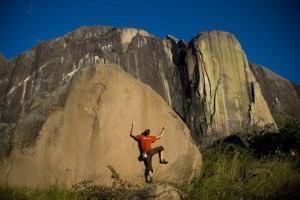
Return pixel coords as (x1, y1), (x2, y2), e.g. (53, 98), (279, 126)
(160, 159), (168, 164)
(146, 174), (153, 183)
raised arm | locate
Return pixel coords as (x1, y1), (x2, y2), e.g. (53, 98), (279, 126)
(130, 122), (136, 138)
(157, 126), (166, 139)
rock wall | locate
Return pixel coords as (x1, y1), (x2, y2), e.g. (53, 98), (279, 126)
(0, 64), (202, 188)
(185, 31), (277, 145)
(250, 63), (300, 119)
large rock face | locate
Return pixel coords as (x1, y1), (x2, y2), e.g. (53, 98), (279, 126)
(185, 31), (277, 145)
(250, 63), (300, 119)
(0, 26), (185, 162)
(0, 64), (202, 188)
(1, 26), (294, 159)
(0, 26), (182, 123)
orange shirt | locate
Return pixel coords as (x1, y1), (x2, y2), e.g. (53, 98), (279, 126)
(135, 135), (157, 152)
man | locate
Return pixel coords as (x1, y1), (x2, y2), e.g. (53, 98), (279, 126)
(130, 122), (168, 183)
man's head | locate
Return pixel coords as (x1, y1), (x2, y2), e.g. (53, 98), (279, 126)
(142, 129), (150, 136)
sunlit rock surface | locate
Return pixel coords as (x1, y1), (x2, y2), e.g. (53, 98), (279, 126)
(185, 31), (277, 145)
(0, 64), (202, 188)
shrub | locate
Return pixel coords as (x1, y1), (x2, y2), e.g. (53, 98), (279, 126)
(248, 119), (300, 159)
(72, 165), (139, 200)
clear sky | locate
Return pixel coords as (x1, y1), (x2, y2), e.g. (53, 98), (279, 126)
(0, 0), (299, 83)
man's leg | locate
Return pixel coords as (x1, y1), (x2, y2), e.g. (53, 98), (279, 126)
(144, 147), (168, 183)
(160, 150), (168, 164)
(145, 155), (153, 183)
(150, 146), (168, 164)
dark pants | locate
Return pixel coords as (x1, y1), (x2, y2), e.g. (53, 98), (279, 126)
(144, 146), (164, 173)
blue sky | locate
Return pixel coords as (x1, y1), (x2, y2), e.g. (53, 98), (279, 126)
(0, 0), (299, 83)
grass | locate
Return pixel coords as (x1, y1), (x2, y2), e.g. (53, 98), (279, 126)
(185, 143), (300, 200)
(0, 165), (142, 200)
(0, 185), (85, 200)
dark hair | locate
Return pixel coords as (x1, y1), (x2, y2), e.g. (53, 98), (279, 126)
(141, 129), (150, 136)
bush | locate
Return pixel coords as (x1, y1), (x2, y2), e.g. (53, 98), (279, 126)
(72, 165), (139, 200)
(248, 119), (300, 159)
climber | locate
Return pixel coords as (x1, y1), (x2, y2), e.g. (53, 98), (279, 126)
(130, 122), (168, 183)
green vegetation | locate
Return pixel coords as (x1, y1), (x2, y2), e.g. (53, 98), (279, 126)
(71, 165), (140, 200)
(0, 165), (141, 200)
(185, 119), (300, 200)
(0, 185), (84, 200)
(185, 144), (300, 199)
(272, 112), (295, 130)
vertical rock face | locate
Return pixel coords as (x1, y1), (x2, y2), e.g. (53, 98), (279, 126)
(250, 63), (300, 119)
(0, 64), (202, 187)
(185, 31), (277, 145)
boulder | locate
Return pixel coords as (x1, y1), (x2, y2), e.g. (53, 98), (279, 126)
(143, 184), (181, 200)
(0, 64), (202, 188)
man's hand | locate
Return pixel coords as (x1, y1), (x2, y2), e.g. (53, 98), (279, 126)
(158, 126), (166, 139)
(130, 121), (136, 138)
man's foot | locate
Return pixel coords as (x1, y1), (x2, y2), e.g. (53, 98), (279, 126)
(146, 174), (153, 183)
(160, 159), (168, 164)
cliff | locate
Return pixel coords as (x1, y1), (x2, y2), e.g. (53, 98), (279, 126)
(250, 63), (300, 119)
(0, 27), (283, 149)
(185, 31), (277, 145)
